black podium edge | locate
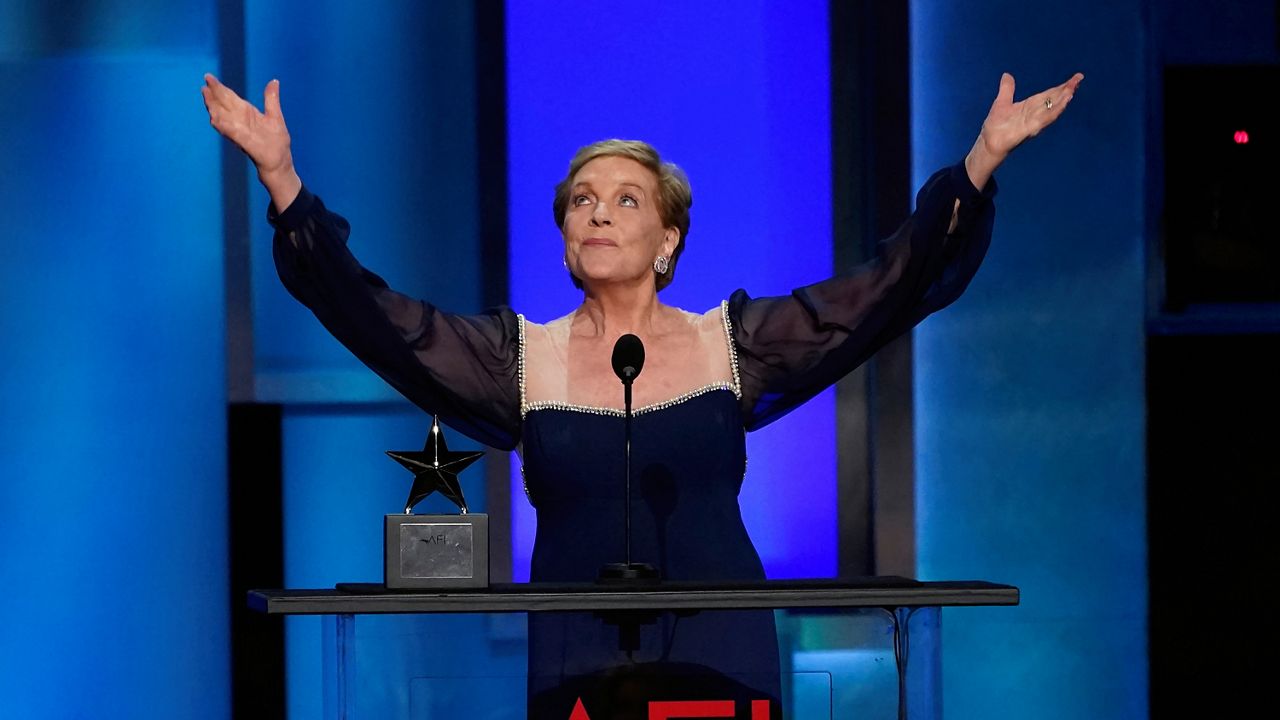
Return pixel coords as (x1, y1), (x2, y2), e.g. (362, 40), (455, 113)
(247, 579), (1019, 615)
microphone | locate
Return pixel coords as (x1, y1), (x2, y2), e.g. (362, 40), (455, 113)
(598, 333), (660, 585)
(611, 333), (645, 384)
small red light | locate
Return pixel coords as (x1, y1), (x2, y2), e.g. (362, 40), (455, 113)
(1234, 130), (1250, 144)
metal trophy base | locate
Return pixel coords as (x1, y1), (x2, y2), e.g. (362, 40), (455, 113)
(597, 562), (661, 584)
(384, 513), (488, 589)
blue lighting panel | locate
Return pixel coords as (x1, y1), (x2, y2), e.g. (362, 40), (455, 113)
(912, 2), (1148, 718)
(506, 1), (835, 580)
(0, 56), (227, 717)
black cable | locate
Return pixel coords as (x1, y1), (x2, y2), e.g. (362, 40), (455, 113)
(889, 606), (915, 720)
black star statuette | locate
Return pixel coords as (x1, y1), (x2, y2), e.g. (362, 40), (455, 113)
(386, 416), (483, 514)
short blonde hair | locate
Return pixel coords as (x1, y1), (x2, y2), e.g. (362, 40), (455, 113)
(552, 139), (692, 291)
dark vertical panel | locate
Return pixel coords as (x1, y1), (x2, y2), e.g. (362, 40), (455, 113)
(1147, 334), (1280, 716)
(830, 0), (875, 578)
(1162, 66), (1280, 308)
(1149, 11), (1280, 715)
(1144, 0), (1167, 320)
(476, 0), (509, 313)
(1148, 0), (1280, 328)
(831, 0), (913, 578)
(475, 0), (512, 583)
(218, 0), (254, 403)
(228, 403), (285, 718)
(219, 3), (280, 710)
(865, 0), (915, 578)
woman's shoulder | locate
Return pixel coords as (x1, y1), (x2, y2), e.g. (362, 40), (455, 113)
(518, 311), (574, 341)
(517, 312), (576, 364)
(665, 300), (728, 327)
(681, 301), (732, 343)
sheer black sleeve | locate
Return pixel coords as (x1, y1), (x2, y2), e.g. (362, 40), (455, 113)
(270, 187), (521, 450)
(729, 160), (996, 431)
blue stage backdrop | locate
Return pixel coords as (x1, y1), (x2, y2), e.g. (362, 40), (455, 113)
(505, 0), (836, 582)
(0, 1), (229, 717)
(0, 2), (1165, 718)
(912, 2), (1148, 719)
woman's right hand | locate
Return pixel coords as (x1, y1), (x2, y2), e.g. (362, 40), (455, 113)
(201, 73), (301, 211)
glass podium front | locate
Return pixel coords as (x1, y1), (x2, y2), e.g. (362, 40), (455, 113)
(252, 579), (1015, 720)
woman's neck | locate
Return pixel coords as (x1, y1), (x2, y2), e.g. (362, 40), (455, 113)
(575, 279), (666, 338)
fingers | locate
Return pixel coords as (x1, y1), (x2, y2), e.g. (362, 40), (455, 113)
(200, 84), (225, 131)
(202, 74), (223, 112)
(1050, 73), (1083, 106)
(995, 72), (1016, 107)
(204, 72), (230, 103)
(1046, 89), (1075, 122)
(1029, 85), (1077, 134)
(204, 73), (249, 113)
(202, 75), (245, 137)
(263, 79), (283, 120)
(1051, 72), (1083, 99)
(1044, 72), (1082, 118)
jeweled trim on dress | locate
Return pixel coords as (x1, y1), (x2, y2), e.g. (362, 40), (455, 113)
(517, 313), (528, 416)
(720, 299), (743, 398)
(519, 462), (533, 506)
(522, 382), (736, 419)
(516, 314), (532, 503)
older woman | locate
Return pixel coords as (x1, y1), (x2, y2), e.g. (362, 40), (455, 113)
(203, 70), (1081, 716)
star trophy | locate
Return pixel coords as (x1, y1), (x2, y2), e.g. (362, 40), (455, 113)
(383, 416), (488, 589)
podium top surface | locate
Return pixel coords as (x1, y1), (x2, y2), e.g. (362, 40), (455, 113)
(248, 577), (1019, 615)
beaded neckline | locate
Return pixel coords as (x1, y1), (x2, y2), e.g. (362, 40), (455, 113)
(517, 300), (742, 420)
(524, 382), (735, 418)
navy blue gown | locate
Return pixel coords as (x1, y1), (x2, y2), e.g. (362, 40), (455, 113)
(270, 160), (996, 718)
(521, 389), (780, 716)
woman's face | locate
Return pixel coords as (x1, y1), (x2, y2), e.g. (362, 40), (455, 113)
(562, 155), (677, 291)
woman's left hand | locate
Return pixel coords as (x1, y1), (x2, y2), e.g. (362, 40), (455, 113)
(964, 72), (1084, 191)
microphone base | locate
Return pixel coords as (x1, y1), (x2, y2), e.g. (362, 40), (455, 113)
(596, 562), (661, 584)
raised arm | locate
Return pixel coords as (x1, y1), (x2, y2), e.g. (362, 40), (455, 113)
(731, 160), (994, 430)
(269, 189), (522, 449)
(202, 75), (521, 448)
(733, 71), (1082, 430)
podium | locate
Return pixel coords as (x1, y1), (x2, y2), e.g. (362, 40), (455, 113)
(250, 578), (1017, 719)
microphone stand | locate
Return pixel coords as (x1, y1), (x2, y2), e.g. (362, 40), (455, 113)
(596, 336), (660, 656)
(598, 336), (659, 584)
(624, 376), (634, 566)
